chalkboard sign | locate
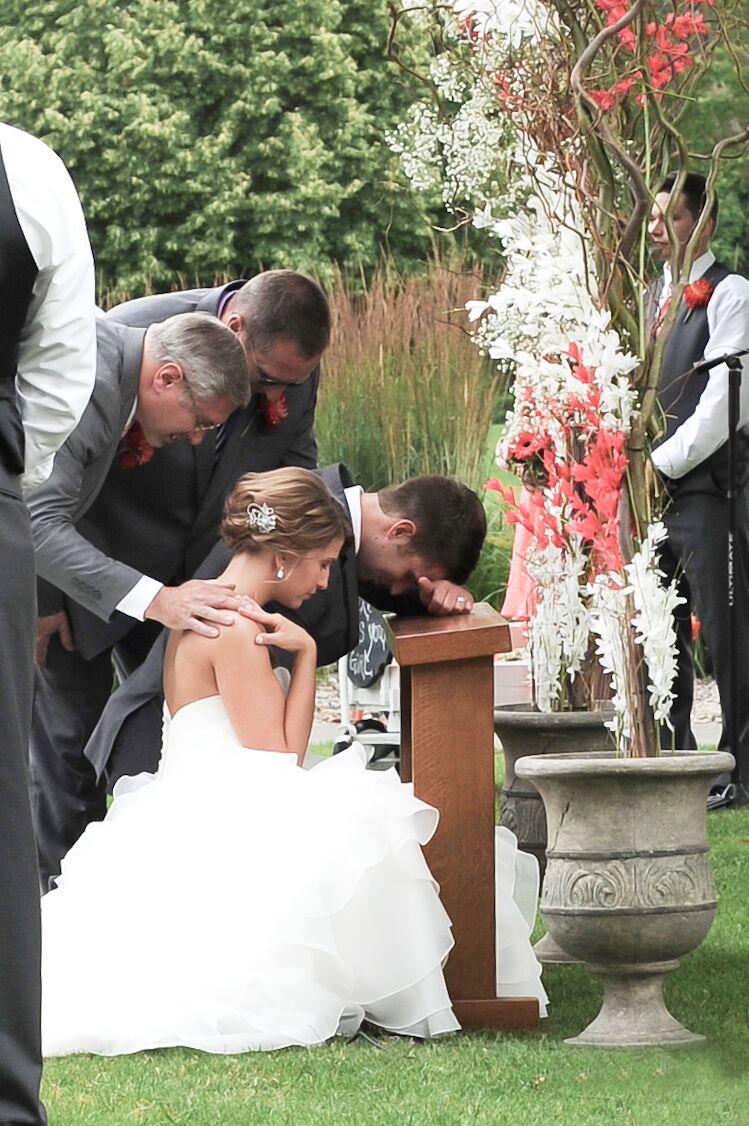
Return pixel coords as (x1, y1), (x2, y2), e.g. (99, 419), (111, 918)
(346, 599), (392, 688)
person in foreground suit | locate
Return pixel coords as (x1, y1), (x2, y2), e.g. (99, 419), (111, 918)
(28, 311), (252, 890)
(85, 463), (486, 788)
(649, 173), (749, 801)
(0, 120), (96, 1126)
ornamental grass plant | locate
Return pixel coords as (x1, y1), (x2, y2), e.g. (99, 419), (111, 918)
(316, 257), (505, 494)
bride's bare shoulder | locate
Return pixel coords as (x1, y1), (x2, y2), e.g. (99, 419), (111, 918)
(191, 611), (265, 662)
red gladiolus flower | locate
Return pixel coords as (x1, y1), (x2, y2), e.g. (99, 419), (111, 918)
(590, 89), (617, 111)
(484, 478), (516, 508)
(507, 430), (548, 460)
(458, 15), (480, 42)
(566, 342), (597, 385)
(671, 12), (708, 38)
(691, 614), (701, 641)
(618, 26), (637, 52)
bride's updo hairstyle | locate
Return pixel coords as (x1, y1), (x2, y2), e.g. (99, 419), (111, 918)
(222, 468), (351, 558)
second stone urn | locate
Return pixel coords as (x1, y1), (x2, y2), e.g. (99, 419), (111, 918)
(494, 704), (613, 876)
(515, 749), (734, 1048)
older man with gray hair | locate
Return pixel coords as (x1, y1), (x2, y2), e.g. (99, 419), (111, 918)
(27, 311), (251, 890)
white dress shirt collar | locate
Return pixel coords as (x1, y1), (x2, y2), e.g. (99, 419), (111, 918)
(343, 485), (363, 554)
(663, 248), (716, 291)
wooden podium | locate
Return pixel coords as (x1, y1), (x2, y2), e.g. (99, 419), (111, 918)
(386, 603), (540, 1030)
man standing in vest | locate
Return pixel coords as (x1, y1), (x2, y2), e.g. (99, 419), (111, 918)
(0, 121), (96, 1124)
(650, 172), (749, 804)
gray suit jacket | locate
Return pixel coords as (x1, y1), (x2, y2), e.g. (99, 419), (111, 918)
(38, 283), (320, 660)
(28, 318), (144, 621)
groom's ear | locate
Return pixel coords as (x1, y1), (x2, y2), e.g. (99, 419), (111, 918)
(385, 518), (416, 544)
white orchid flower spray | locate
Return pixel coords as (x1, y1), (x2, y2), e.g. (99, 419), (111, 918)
(388, 0), (740, 753)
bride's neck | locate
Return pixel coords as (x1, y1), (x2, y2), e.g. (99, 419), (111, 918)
(219, 552), (278, 607)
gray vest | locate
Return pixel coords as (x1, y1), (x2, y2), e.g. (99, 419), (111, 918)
(0, 139), (38, 475)
(656, 261), (749, 490)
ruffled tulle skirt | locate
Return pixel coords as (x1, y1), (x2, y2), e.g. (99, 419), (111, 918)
(42, 696), (544, 1056)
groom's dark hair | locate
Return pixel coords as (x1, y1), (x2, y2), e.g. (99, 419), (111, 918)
(378, 476), (486, 585)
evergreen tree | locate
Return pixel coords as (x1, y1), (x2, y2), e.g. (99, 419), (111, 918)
(0, 0), (433, 293)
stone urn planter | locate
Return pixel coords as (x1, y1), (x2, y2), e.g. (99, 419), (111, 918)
(515, 750), (734, 1048)
(494, 704), (613, 876)
(495, 705), (614, 965)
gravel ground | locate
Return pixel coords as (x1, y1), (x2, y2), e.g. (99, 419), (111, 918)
(315, 666), (342, 723)
(692, 675), (721, 722)
(317, 666), (722, 724)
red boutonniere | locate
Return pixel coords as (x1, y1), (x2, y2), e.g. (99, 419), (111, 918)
(118, 421), (155, 469)
(683, 278), (715, 322)
(260, 391), (289, 428)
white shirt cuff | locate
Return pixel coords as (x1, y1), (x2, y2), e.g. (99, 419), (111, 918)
(650, 446), (674, 477)
(21, 453), (56, 494)
(116, 576), (164, 621)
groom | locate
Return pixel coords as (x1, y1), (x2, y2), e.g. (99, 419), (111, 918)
(84, 463), (486, 791)
(27, 311), (252, 891)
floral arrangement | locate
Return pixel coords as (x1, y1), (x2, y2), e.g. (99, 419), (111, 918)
(683, 277), (715, 320)
(118, 421), (154, 470)
(388, 0), (746, 754)
(260, 391), (289, 428)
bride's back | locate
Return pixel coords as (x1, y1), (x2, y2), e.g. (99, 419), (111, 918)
(163, 613), (263, 717)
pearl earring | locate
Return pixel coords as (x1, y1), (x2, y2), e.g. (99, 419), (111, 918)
(276, 567), (285, 580)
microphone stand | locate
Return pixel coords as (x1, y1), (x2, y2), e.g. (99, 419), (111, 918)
(683, 350), (749, 805)
(726, 354), (745, 801)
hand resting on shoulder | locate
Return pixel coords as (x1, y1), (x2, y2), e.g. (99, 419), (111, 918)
(163, 609), (317, 764)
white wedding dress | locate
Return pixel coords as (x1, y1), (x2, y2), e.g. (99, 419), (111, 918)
(42, 683), (546, 1057)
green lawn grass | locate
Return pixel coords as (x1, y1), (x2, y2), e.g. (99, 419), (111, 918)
(44, 425), (738, 1123)
(42, 805), (749, 1125)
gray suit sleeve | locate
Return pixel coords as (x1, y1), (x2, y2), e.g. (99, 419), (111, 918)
(106, 290), (208, 327)
(26, 393), (143, 622)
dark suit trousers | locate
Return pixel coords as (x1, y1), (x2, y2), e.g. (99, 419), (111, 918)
(659, 476), (749, 788)
(0, 482), (46, 1125)
(30, 620), (160, 891)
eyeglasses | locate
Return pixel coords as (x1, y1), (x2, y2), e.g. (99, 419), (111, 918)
(247, 348), (316, 388)
(254, 372), (291, 388)
(183, 392), (224, 432)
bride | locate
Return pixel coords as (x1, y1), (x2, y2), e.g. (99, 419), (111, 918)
(41, 468), (545, 1057)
